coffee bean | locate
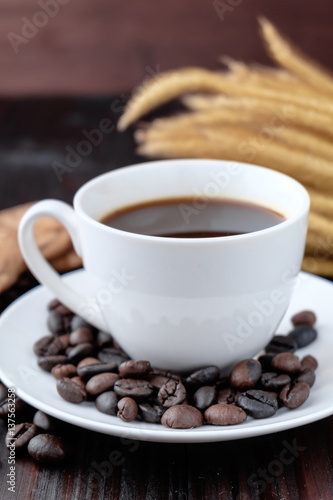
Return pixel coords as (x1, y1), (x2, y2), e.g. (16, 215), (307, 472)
(77, 362), (118, 381)
(118, 360), (152, 378)
(71, 315), (92, 331)
(51, 364), (77, 379)
(96, 330), (113, 348)
(291, 310), (316, 327)
(67, 343), (95, 363)
(47, 310), (69, 335)
(260, 372), (291, 391)
(265, 335), (297, 354)
(48, 298), (62, 311)
(33, 411), (60, 433)
(295, 369), (316, 388)
(77, 357), (101, 368)
(0, 396), (29, 419)
(157, 380), (186, 408)
(301, 355), (318, 372)
(139, 403), (166, 423)
(33, 336), (55, 357)
(117, 397), (138, 422)
(86, 373), (120, 395)
(148, 370), (181, 389)
(95, 391), (119, 415)
(6, 423), (38, 450)
(193, 386), (216, 411)
(238, 390), (278, 419)
(38, 355), (68, 372)
(217, 387), (239, 405)
(45, 335), (70, 356)
(98, 347), (129, 367)
(69, 327), (94, 345)
(28, 434), (66, 464)
(114, 379), (153, 400)
(229, 359), (262, 390)
(71, 377), (86, 390)
(288, 325), (317, 348)
(280, 382), (310, 409)
(56, 378), (87, 403)
(258, 353), (275, 371)
(271, 353), (301, 374)
(184, 366), (220, 388)
(161, 405), (203, 429)
(204, 404), (247, 425)
(193, 385), (216, 411)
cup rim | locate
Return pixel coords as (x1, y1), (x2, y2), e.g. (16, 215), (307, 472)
(74, 159), (310, 243)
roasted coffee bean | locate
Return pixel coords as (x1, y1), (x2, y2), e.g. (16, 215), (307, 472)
(69, 327), (94, 345)
(44, 334), (70, 356)
(48, 298), (62, 311)
(280, 382), (310, 409)
(28, 434), (66, 464)
(48, 299), (72, 317)
(148, 370), (181, 389)
(260, 372), (291, 391)
(265, 334), (297, 354)
(238, 390), (278, 419)
(0, 396), (29, 419)
(229, 359), (262, 390)
(117, 397), (138, 422)
(184, 366), (220, 388)
(71, 377), (86, 390)
(157, 380), (186, 408)
(161, 405), (203, 429)
(86, 373), (120, 395)
(119, 360), (152, 378)
(217, 387), (239, 405)
(139, 403), (166, 423)
(77, 357), (101, 368)
(258, 353), (275, 371)
(51, 363), (77, 379)
(70, 315), (92, 331)
(47, 310), (69, 335)
(96, 330), (113, 348)
(5, 423), (38, 450)
(294, 369), (316, 388)
(67, 343), (95, 363)
(291, 310), (316, 327)
(193, 386), (216, 411)
(114, 379), (153, 400)
(33, 411), (60, 433)
(38, 355), (68, 372)
(33, 336), (55, 356)
(56, 378), (87, 403)
(288, 325), (317, 348)
(271, 353), (301, 374)
(95, 391), (118, 415)
(301, 355), (318, 372)
(204, 404), (247, 425)
(77, 362), (118, 381)
(98, 347), (129, 367)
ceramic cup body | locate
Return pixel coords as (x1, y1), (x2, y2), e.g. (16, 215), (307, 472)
(19, 159), (309, 371)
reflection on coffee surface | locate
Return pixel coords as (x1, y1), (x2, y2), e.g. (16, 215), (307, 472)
(99, 198), (286, 238)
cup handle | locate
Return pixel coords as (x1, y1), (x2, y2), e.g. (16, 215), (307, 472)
(18, 199), (107, 331)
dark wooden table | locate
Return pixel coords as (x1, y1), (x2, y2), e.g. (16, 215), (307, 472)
(0, 98), (332, 500)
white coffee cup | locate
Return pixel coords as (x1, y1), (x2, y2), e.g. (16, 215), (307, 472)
(18, 159), (309, 371)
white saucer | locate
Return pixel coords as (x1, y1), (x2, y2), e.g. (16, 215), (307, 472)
(0, 269), (332, 443)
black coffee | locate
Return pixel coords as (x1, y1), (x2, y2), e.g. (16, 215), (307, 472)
(99, 198), (285, 238)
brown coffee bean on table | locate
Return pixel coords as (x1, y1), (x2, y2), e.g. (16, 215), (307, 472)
(95, 391), (119, 415)
(161, 405), (203, 429)
(69, 327), (94, 345)
(114, 379), (154, 400)
(117, 397), (138, 422)
(5, 423), (38, 450)
(184, 366), (220, 388)
(77, 361), (119, 381)
(193, 386), (216, 411)
(229, 359), (262, 390)
(301, 355), (318, 372)
(291, 310), (316, 327)
(51, 364), (77, 380)
(28, 434), (67, 464)
(265, 334), (297, 354)
(271, 352), (301, 374)
(260, 372), (291, 391)
(77, 357), (101, 368)
(217, 387), (240, 405)
(204, 404), (247, 425)
(118, 360), (152, 378)
(139, 403), (166, 423)
(295, 369), (316, 388)
(38, 355), (68, 372)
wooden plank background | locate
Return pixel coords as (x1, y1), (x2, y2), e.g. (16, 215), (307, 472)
(0, 0), (332, 95)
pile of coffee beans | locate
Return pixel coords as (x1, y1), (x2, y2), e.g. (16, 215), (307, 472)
(31, 301), (319, 430)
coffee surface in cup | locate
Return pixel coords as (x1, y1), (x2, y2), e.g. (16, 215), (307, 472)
(99, 198), (285, 238)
